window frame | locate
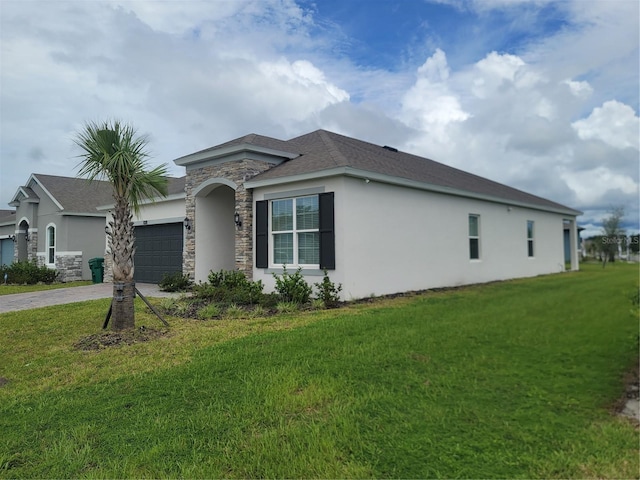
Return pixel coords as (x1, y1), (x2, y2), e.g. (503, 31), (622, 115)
(269, 195), (320, 268)
(527, 220), (535, 257)
(46, 223), (56, 266)
(469, 214), (480, 260)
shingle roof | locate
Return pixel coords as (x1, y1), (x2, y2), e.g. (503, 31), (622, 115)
(0, 209), (16, 224)
(32, 174), (114, 213)
(239, 129), (579, 215)
(166, 176), (186, 196)
(27, 174), (185, 213)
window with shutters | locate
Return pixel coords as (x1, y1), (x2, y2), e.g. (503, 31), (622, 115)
(256, 192), (334, 270)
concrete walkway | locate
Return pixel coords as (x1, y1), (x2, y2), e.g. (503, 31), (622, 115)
(0, 283), (181, 314)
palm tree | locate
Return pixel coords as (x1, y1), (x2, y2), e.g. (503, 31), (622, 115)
(75, 120), (168, 331)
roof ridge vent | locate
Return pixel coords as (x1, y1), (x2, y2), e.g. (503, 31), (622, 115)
(382, 145), (398, 152)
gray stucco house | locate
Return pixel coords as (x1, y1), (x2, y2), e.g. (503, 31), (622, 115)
(164, 129), (582, 299)
(4, 174), (113, 281)
(0, 209), (17, 266)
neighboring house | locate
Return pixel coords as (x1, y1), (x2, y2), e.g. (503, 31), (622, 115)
(4, 173), (186, 284)
(564, 223), (585, 261)
(7, 174), (113, 281)
(164, 129), (582, 300)
(0, 209), (17, 266)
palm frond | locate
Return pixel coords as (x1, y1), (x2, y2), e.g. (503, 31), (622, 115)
(74, 119), (168, 212)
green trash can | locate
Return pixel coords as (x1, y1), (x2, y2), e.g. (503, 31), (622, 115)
(88, 257), (104, 284)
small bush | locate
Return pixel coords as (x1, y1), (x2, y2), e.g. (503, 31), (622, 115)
(0, 260), (58, 285)
(159, 272), (193, 292)
(197, 304), (221, 320)
(195, 270), (264, 306)
(311, 298), (326, 310)
(250, 305), (266, 317)
(159, 298), (178, 311)
(314, 269), (342, 308)
(208, 270), (248, 289)
(276, 301), (299, 314)
(273, 266), (312, 305)
(225, 304), (246, 319)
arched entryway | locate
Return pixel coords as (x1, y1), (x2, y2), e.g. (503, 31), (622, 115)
(193, 180), (236, 282)
(16, 219), (29, 261)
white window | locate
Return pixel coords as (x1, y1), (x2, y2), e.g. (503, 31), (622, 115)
(47, 224), (56, 265)
(527, 220), (534, 257)
(271, 195), (319, 267)
(469, 214), (480, 260)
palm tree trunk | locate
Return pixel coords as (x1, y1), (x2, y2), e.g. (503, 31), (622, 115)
(111, 281), (136, 331)
(109, 196), (136, 331)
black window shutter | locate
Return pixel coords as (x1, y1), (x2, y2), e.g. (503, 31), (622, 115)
(255, 200), (268, 268)
(319, 192), (335, 269)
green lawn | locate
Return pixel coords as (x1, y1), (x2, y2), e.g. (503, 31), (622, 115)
(0, 263), (638, 478)
(0, 280), (92, 295)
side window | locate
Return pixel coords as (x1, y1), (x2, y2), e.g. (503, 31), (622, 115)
(469, 214), (480, 260)
(47, 225), (56, 265)
(527, 220), (534, 257)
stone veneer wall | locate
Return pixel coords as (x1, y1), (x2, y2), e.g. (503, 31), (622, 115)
(103, 252), (114, 283)
(184, 159), (274, 280)
(35, 250), (83, 282)
(55, 254), (84, 282)
(27, 231), (38, 262)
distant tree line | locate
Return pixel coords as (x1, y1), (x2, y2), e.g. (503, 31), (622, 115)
(583, 207), (638, 266)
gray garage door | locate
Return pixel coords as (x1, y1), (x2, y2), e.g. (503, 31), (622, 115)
(134, 223), (183, 284)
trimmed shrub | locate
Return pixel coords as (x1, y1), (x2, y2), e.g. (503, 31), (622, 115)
(194, 270), (264, 306)
(159, 272), (193, 292)
(0, 260), (58, 285)
(273, 266), (312, 305)
(313, 269), (342, 308)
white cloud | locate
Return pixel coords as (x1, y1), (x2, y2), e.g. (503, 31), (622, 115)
(0, 0), (637, 236)
(400, 49), (470, 147)
(564, 79), (593, 99)
(561, 167), (638, 205)
(572, 100), (640, 150)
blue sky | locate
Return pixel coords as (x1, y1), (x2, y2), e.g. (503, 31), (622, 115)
(0, 0), (638, 236)
(303, 0), (569, 71)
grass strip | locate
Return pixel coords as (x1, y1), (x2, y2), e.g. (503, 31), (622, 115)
(0, 263), (638, 478)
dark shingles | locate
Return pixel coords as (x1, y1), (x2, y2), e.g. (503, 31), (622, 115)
(33, 174), (185, 213)
(249, 130), (578, 213)
(0, 210), (16, 223)
(167, 176), (186, 196)
(33, 174), (114, 213)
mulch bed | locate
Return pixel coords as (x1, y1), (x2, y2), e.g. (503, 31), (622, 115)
(74, 326), (169, 351)
(612, 359), (639, 425)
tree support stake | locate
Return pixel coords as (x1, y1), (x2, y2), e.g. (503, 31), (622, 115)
(103, 287), (169, 329)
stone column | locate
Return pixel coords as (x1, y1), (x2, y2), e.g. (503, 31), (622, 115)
(234, 183), (253, 279)
(183, 175), (196, 280)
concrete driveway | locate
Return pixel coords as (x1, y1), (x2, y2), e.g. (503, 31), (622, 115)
(0, 283), (181, 314)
